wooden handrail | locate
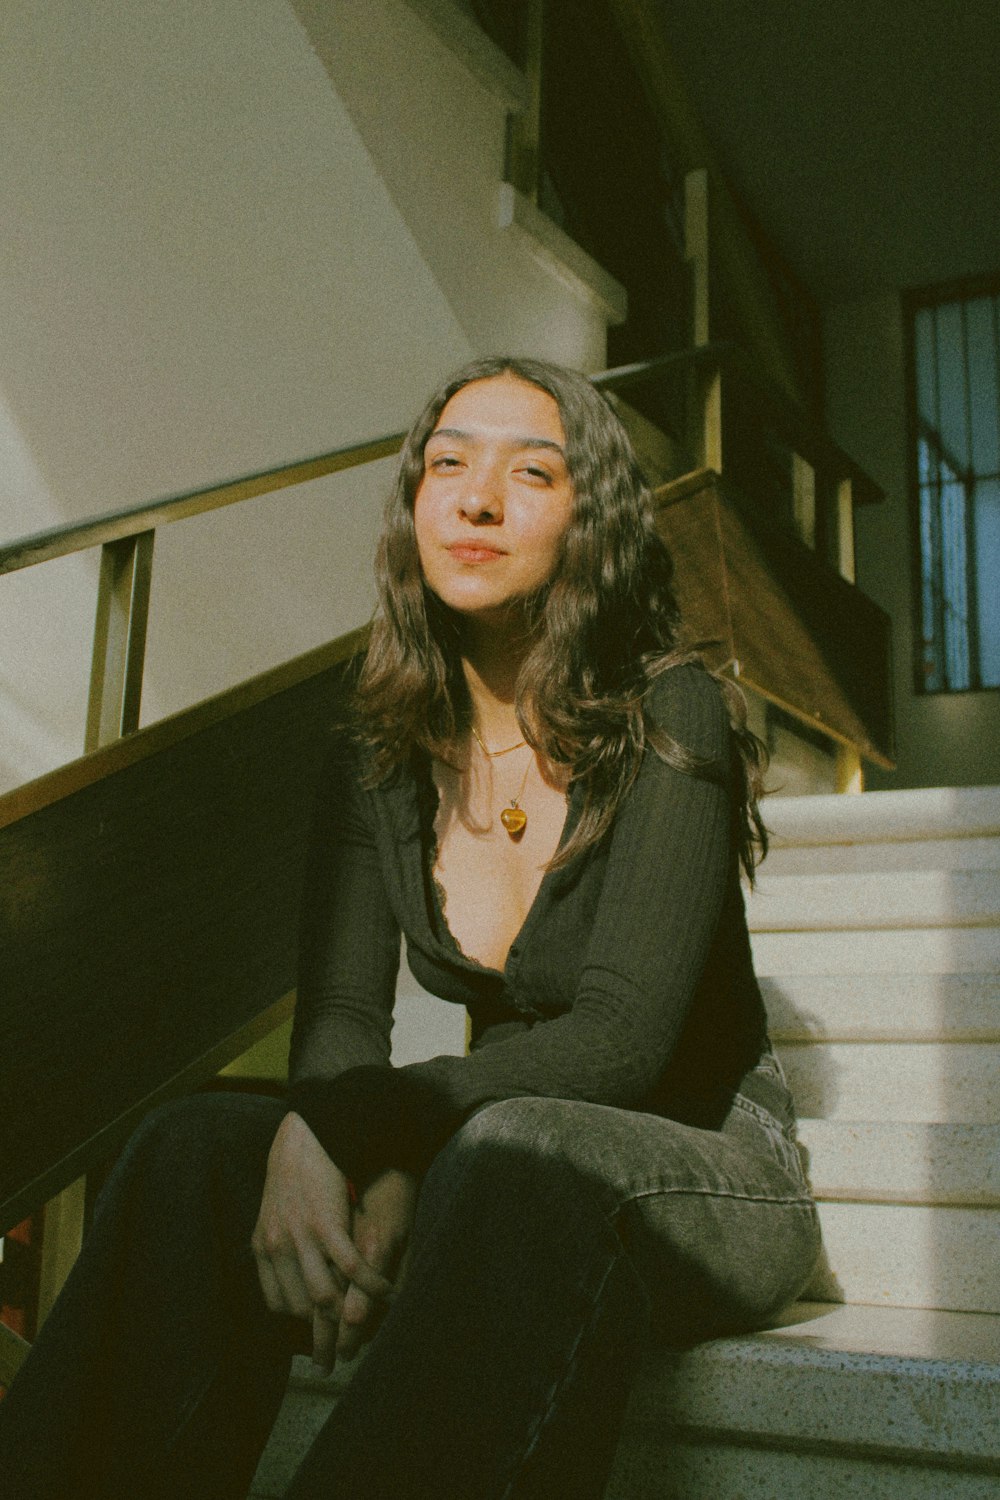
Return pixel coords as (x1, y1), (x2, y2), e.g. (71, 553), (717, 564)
(596, 342), (884, 507)
(0, 432), (406, 577)
(0, 344), (884, 581)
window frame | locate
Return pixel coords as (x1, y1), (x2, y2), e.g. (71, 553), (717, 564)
(904, 271), (1000, 696)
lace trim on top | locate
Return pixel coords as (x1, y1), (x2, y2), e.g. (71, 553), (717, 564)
(417, 752), (498, 974)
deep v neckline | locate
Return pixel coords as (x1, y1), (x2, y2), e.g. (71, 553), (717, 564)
(417, 753), (577, 978)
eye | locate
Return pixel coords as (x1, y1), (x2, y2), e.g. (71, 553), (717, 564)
(520, 464), (554, 484)
(427, 454), (462, 471)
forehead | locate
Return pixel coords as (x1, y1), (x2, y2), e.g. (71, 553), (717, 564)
(431, 375), (565, 443)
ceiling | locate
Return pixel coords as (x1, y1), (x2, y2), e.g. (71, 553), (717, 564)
(654, 0), (1000, 306)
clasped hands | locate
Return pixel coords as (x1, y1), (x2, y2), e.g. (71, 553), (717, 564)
(252, 1110), (417, 1373)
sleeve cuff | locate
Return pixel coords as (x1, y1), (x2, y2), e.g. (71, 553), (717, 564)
(288, 1066), (458, 1190)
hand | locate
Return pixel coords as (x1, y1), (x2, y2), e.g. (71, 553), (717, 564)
(337, 1168), (418, 1362)
(252, 1111), (394, 1372)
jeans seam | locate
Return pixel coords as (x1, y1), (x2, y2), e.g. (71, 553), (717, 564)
(613, 1184), (817, 1214)
(497, 1242), (628, 1500)
(161, 1364), (223, 1457)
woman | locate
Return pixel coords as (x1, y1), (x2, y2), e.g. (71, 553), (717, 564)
(0, 357), (820, 1499)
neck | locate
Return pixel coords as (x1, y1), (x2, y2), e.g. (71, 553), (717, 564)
(460, 615), (532, 747)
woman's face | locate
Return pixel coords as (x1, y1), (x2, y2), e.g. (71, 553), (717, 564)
(413, 374), (575, 625)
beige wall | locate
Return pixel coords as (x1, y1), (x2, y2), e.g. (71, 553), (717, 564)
(0, 0), (613, 793)
(824, 294), (1000, 789)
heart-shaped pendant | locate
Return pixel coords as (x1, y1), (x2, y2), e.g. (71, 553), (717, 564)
(500, 805), (527, 837)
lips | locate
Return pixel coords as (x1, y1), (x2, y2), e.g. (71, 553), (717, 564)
(447, 543), (506, 563)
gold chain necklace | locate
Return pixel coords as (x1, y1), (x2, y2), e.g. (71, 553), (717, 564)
(470, 727), (532, 839)
(469, 725), (527, 758)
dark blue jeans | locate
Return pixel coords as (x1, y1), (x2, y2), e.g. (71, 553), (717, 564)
(0, 1062), (820, 1499)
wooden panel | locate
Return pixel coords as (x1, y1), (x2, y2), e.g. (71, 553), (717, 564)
(0, 650), (358, 1234)
(655, 470), (894, 765)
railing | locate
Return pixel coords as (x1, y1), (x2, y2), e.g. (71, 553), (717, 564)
(0, 346), (888, 1372)
(599, 340), (882, 577)
(0, 342), (881, 766)
(0, 628), (364, 1379)
(0, 435), (403, 1363)
(0, 433), (405, 757)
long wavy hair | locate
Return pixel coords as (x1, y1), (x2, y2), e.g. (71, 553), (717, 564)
(355, 355), (767, 877)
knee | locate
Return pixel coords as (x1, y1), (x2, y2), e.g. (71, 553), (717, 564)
(454, 1095), (574, 1159)
(423, 1097), (596, 1222)
(101, 1091), (286, 1210)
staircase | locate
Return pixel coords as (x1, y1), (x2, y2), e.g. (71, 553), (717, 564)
(249, 786), (1000, 1499)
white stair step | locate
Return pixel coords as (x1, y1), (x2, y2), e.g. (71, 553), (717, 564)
(764, 833), (1000, 876)
(777, 1041), (999, 1123)
(747, 869), (1000, 930)
(806, 1202), (1000, 1314)
(799, 1119), (1000, 1205)
(608, 1300), (1000, 1498)
(250, 1357), (356, 1498)
(761, 973), (1000, 1042)
(752, 925), (1000, 975)
(765, 785), (1000, 846)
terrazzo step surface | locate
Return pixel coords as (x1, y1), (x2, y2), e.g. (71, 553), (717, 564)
(747, 868), (1000, 930)
(247, 1303), (1000, 1500)
(752, 924), (1000, 975)
(764, 831), (1000, 875)
(798, 1118), (1000, 1205)
(761, 972), (1000, 1041)
(805, 1201), (1000, 1312)
(606, 1301), (1000, 1499)
(763, 785), (1000, 847)
(776, 1039), (999, 1123)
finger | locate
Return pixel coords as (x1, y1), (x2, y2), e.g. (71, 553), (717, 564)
(297, 1241), (347, 1323)
(336, 1283), (375, 1361)
(254, 1254), (287, 1316)
(395, 1241), (412, 1295)
(335, 1219), (399, 1361)
(317, 1226), (395, 1303)
(311, 1307), (339, 1375)
(340, 1281), (373, 1329)
(269, 1252), (316, 1322)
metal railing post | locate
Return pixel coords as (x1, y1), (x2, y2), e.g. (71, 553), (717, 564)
(35, 529), (156, 1327)
(85, 529), (155, 752)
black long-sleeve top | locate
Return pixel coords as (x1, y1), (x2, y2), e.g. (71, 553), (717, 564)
(288, 663), (776, 1187)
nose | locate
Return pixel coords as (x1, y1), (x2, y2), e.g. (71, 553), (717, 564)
(458, 460), (504, 523)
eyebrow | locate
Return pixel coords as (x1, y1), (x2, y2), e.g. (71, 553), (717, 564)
(428, 426), (566, 458)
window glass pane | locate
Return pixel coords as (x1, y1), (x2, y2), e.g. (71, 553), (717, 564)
(911, 281), (1000, 693)
(975, 477), (1000, 687)
(966, 295), (1000, 478)
(941, 475), (969, 690)
(934, 301), (969, 471)
(918, 452), (941, 691)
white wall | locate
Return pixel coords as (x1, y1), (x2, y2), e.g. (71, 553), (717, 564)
(0, 0), (612, 793)
(824, 294), (1000, 789)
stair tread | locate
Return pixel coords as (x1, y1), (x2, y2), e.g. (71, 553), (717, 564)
(764, 833), (1000, 875)
(623, 1301), (1000, 1466)
(799, 1118), (1000, 1205)
(747, 868), (1000, 929)
(776, 1039), (1000, 1123)
(752, 925), (1000, 974)
(761, 972), (1000, 1042)
(804, 1202), (1000, 1314)
(764, 785), (1000, 846)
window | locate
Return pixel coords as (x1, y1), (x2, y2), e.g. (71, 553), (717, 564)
(909, 279), (1000, 691)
